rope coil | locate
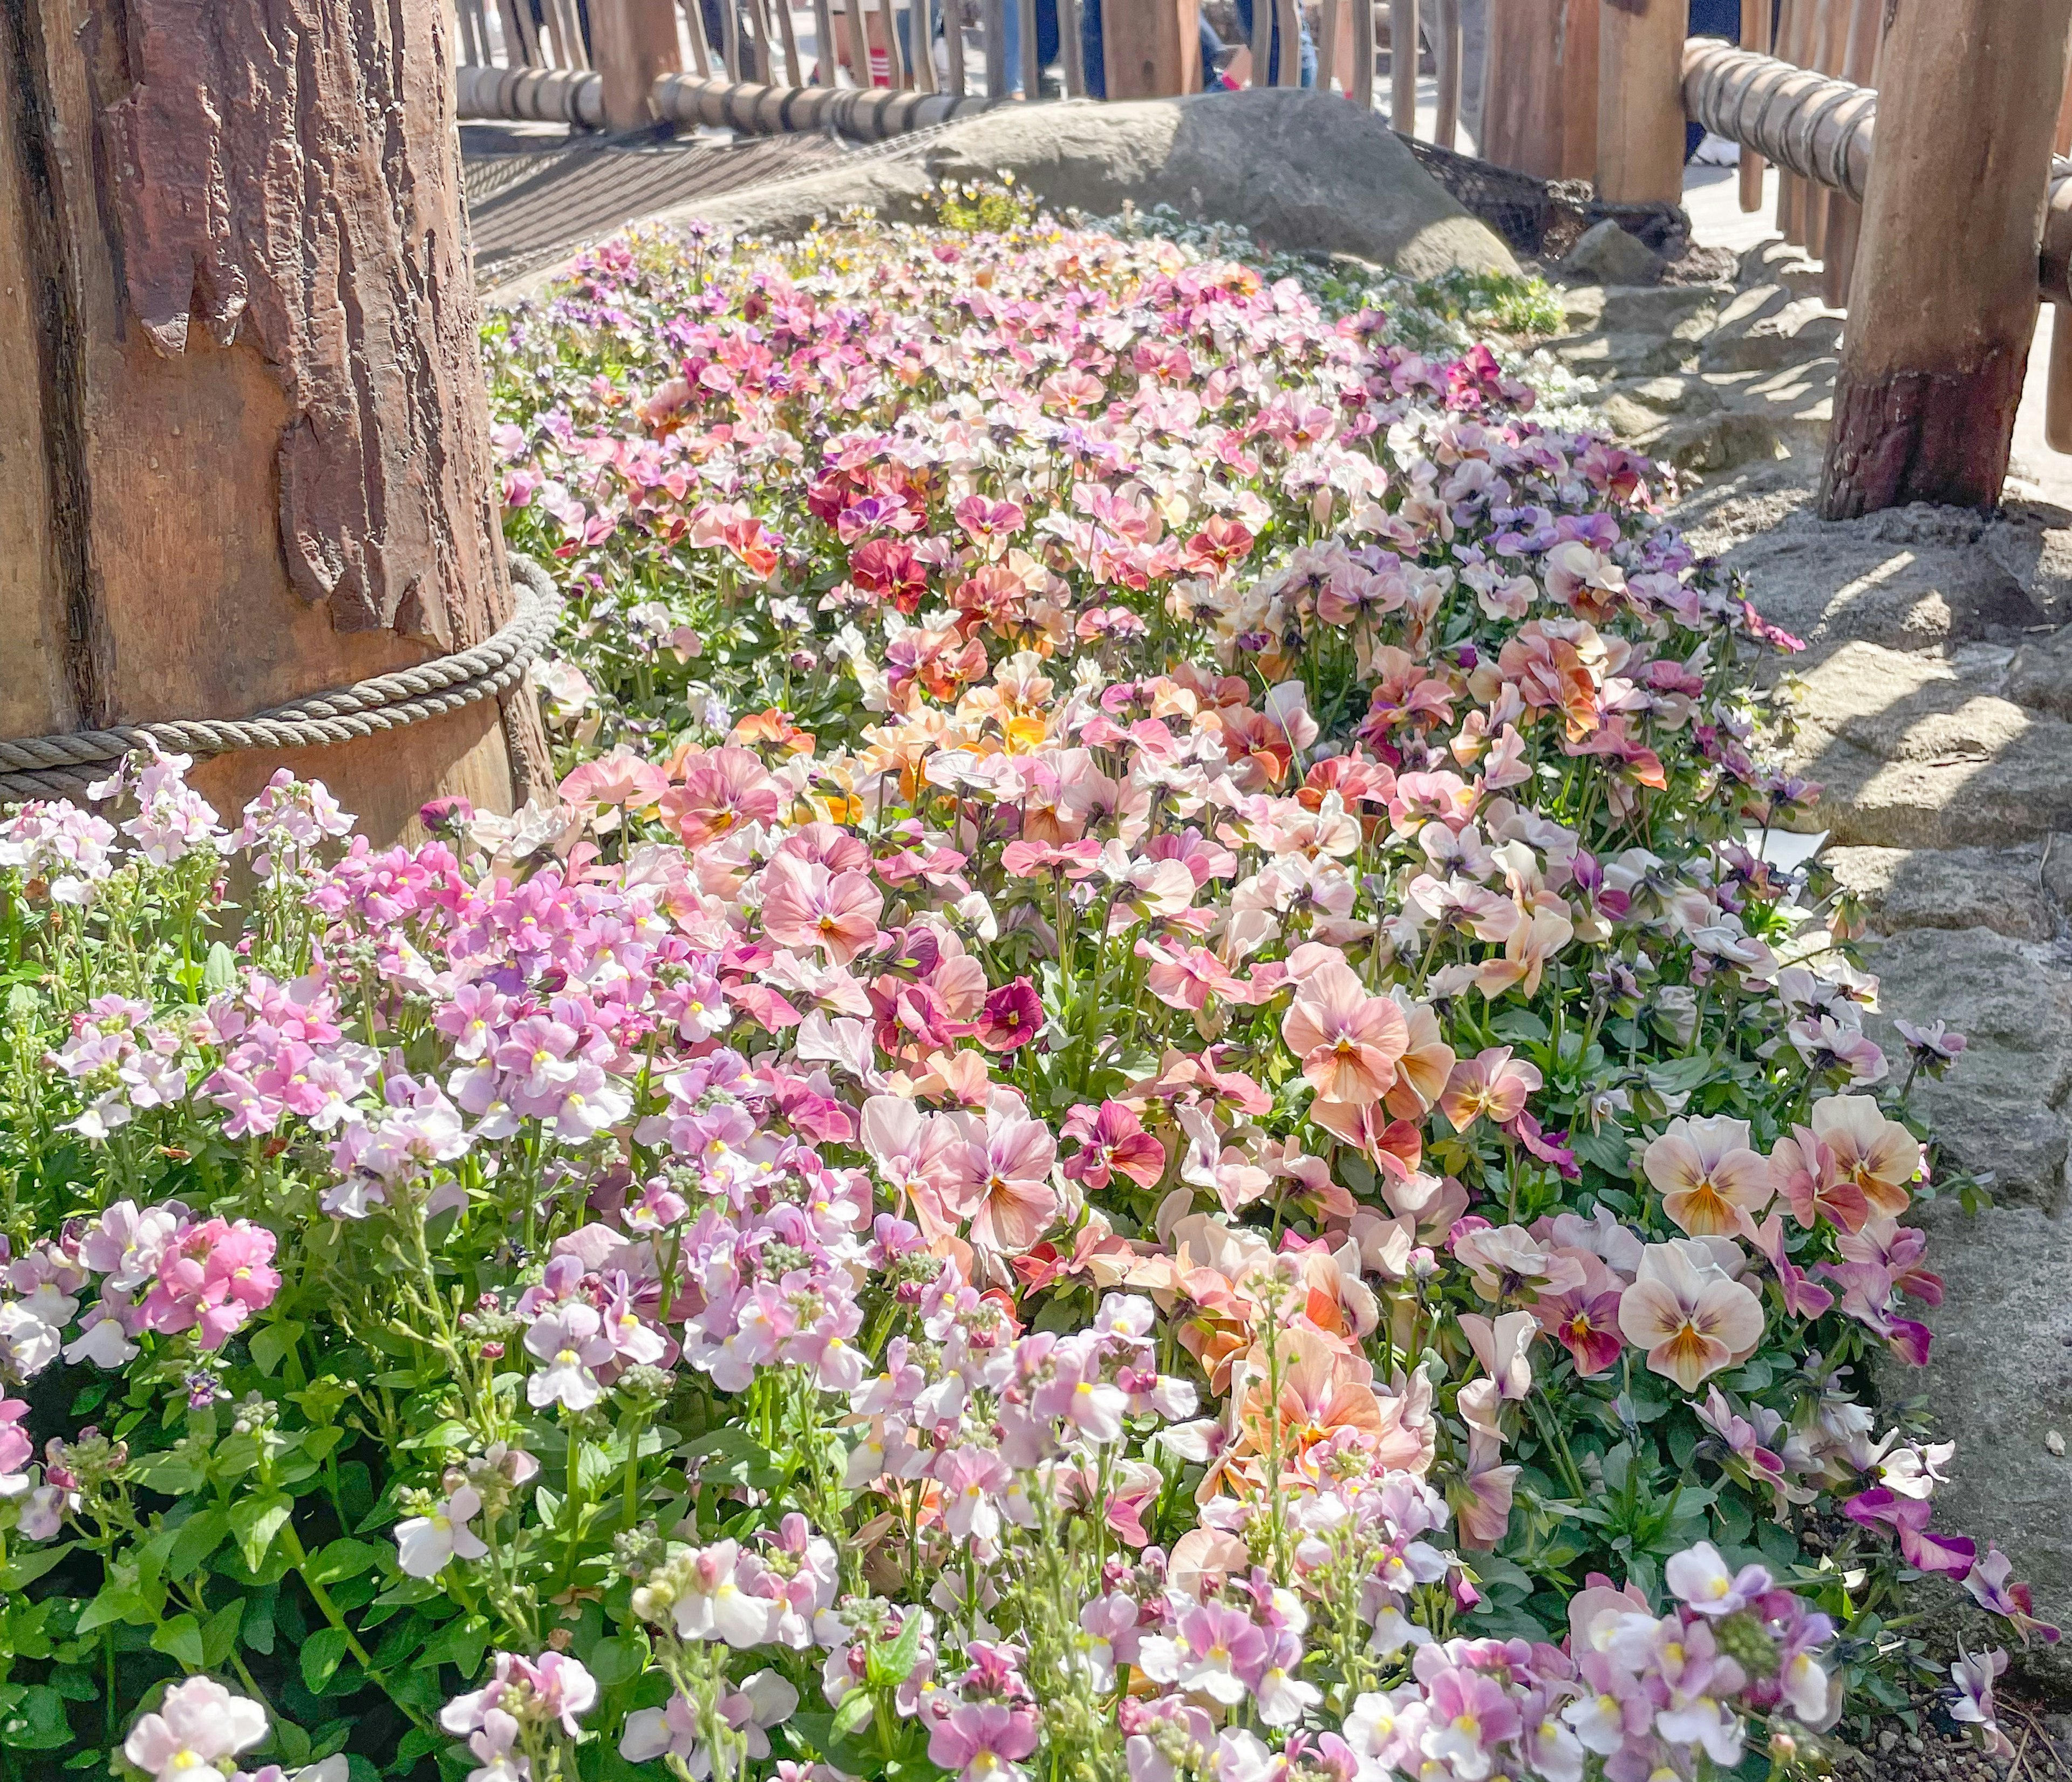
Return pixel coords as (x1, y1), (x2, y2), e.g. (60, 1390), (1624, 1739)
(0, 556), (564, 805)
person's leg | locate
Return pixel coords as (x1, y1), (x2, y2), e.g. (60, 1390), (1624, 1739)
(1037, 0), (1060, 73)
(1079, 0), (1105, 95)
(1001, 0), (1021, 91)
(1198, 10), (1224, 85)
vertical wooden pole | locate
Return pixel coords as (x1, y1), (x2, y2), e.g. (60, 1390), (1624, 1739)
(1391, 0), (1417, 122)
(1803, 0), (1841, 257)
(1556, 0), (1598, 180)
(1775, 0), (1808, 242)
(1351, 0), (1376, 104)
(1105, 0), (1197, 94)
(1318, 0), (1341, 93)
(1018, 0), (1039, 89)
(720, 0), (744, 78)
(2048, 303), (2072, 454)
(1739, 0), (1769, 210)
(943, 0), (966, 89)
(2057, 61), (2072, 154)
(1058, 0), (1086, 94)
(1823, 0), (1878, 304)
(594, 0), (682, 127)
(1598, 0), (1685, 202)
(1249, 0), (1271, 84)
(1820, 0), (2072, 516)
(772, 0), (805, 85)
(0, 0), (547, 839)
(1276, 0), (1301, 84)
(1433, 0), (1461, 140)
(848, 0), (875, 81)
(884, 0), (912, 87)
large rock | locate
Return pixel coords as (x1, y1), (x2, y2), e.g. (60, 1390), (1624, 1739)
(1906, 1199), (2072, 1686)
(1866, 925), (2072, 1212)
(1775, 640), (2072, 849)
(1824, 843), (2054, 941)
(631, 93), (1516, 281)
(1698, 285), (1844, 374)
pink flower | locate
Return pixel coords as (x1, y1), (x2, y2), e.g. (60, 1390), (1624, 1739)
(140, 1218), (280, 1350)
(928, 1702), (1039, 1782)
(1061, 1101), (1167, 1191)
(1281, 958), (1408, 1108)
(1438, 1046), (1541, 1132)
(759, 854), (884, 964)
(1616, 1240), (1764, 1392)
(123, 1677), (268, 1781)
(1643, 1115), (1774, 1239)
(970, 977), (1042, 1052)
(956, 1103), (1060, 1254)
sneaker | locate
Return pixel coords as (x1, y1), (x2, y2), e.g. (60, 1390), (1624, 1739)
(1690, 130), (1741, 167)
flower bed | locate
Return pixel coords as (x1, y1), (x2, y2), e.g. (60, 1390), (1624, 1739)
(0, 199), (2050, 1782)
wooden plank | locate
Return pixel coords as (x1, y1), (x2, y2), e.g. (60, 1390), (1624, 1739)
(2050, 303), (2072, 452)
(1106, 0), (1197, 94)
(1738, 0), (1769, 210)
(1556, 0), (1597, 180)
(944, 0), (966, 89)
(1823, 0), (1878, 303)
(1804, 0), (1842, 256)
(2058, 59), (2072, 155)
(1389, 0), (1415, 120)
(884, 0), (913, 86)
(845, 0), (873, 81)
(1351, 0), (1374, 105)
(1820, 0), (2072, 515)
(1480, 0), (1562, 174)
(983, 0), (1006, 90)
(1318, 0), (1339, 94)
(1433, 0), (1460, 141)
(1276, 0), (1301, 85)
(773, 0), (804, 83)
(1598, 0), (1683, 202)
(1775, 0), (1808, 242)
(1018, 0), (1038, 89)
(1249, 0), (1271, 85)
(1058, 0), (1085, 94)
(593, 0), (682, 127)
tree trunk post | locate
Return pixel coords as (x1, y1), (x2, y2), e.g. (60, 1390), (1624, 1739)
(1597, 0), (1686, 204)
(0, 0), (551, 841)
(593, 0), (685, 127)
(1818, 0), (2072, 518)
(1103, 0), (1200, 95)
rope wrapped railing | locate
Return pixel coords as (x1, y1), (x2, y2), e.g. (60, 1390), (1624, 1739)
(648, 70), (998, 137)
(456, 63), (605, 125)
(1680, 37), (1875, 204)
(0, 559), (564, 805)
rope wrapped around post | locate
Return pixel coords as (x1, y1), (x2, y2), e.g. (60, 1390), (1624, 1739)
(0, 558), (564, 806)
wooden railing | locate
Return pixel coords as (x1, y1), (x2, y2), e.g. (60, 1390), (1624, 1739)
(451, 0), (1475, 128)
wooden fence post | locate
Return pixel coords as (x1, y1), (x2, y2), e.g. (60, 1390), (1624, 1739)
(1819, 0), (2072, 517)
(593, 0), (685, 127)
(1434, 0), (1462, 143)
(1598, 0), (1686, 203)
(1391, 0), (1418, 126)
(1737, 0), (1768, 209)
(1480, 0), (1563, 175)
(1105, 0), (1201, 95)
(0, 0), (548, 840)
(1557, 0), (1598, 180)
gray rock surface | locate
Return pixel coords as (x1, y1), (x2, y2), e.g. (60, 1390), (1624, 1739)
(648, 92), (1517, 281)
(1564, 220), (1665, 286)
(1824, 843), (2054, 941)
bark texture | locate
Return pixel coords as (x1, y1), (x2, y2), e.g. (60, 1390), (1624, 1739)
(101, 0), (507, 643)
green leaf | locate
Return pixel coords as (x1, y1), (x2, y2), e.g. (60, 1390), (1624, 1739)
(398, 1728), (444, 1766)
(273, 1719), (312, 1767)
(303, 1537), (386, 1587)
(301, 1626), (350, 1694)
(868, 1612), (925, 1688)
(680, 1424), (785, 1490)
(167, 1508), (229, 1579)
(127, 1449), (208, 1496)
(397, 1418), (471, 1452)
(74, 1587), (144, 1636)
(202, 941), (239, 993)
(230, 1492), (294, 1572)
(0, 1684), (73, 1750)
(201, 1599), (244, 1667)
(151, 1613), (206, 1669)
(584, 1634), (645, 1689)
(249, 1320), (305, 1378)
(831, 1689), (875, 1739)
(0, 1541), (76, 1590)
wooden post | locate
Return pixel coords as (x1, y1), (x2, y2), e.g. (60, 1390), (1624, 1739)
(1598, 0), (1685, 203)
(1104, 0), (1199, 95)
(1775, 0), (1808, 242)
(1738, 0), (1768, 210)
(1819, 0), (2072, 516)
(1480, 0), (1563, 174)
(1057, 0), (1085, 95)
(1391, 0), (1417, 124)
(1249, 0), (1271, 84)
(1434, 0), (1461, 142)
(1556, 0), (1598, 180)
(1318, 0), (1340, 94)
(773, 0), (806, 84)
(1823, 0), (1878, 304)
(1277, 0), (1302, 85)
(944, 0), (966, 91)
(594, 0), (684, 127)
(0, 0), (548, 841)
(1351, 0), (1375, 105)
(983, 0), (1006, 91)
(1802, 0), (1841, 257)
(683, 0), (717, 77)
(2049, 303), (2072, 454)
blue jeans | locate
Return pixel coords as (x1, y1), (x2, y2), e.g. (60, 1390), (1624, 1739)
(1230, 0), (1316, 88)
(1000, 0), (1108, 93)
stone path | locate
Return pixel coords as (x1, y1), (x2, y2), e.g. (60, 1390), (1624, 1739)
(1544, 248), (2072, 1686)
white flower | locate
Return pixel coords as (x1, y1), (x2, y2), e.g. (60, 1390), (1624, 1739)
(394, 1485), (490, 1578)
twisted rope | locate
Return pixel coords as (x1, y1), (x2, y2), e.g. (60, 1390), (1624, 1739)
(0, 556), (564, 805)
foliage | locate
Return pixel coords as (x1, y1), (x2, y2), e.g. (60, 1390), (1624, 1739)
(0, 206), (2048, 1782)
